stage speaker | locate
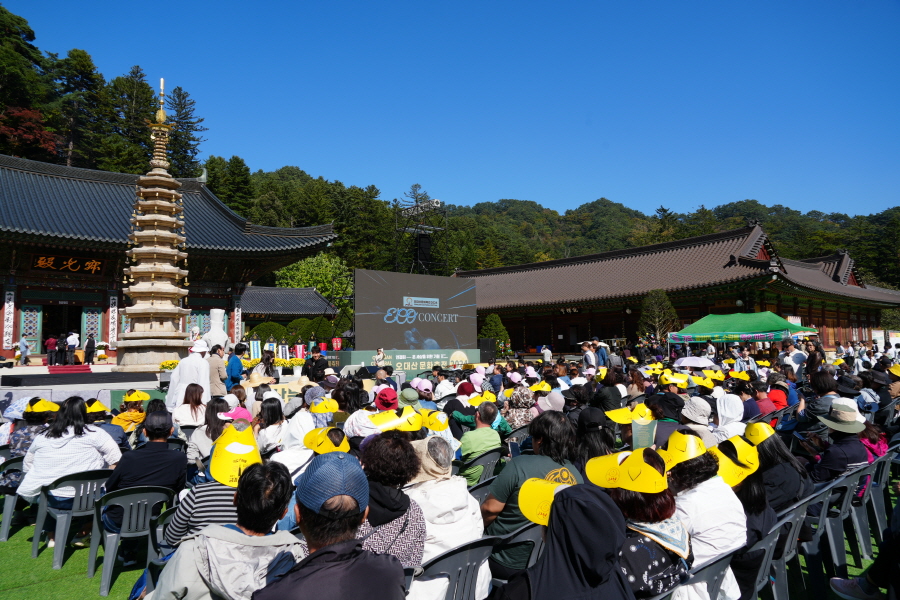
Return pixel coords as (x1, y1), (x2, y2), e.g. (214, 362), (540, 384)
(416, 233), (432, 263)
(478, 338), (496, 363)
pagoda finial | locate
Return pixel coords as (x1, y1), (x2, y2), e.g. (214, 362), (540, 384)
(155, 78), (167, 124)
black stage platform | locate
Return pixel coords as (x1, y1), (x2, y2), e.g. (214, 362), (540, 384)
(0, 372), (158, 387)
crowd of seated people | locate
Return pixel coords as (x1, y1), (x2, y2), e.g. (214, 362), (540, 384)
(1, 340), (898, 600)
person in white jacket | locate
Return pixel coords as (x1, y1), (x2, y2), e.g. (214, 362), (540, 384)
(147, 461), (306, 600)
(166, 340), (212, 411)
(405, 436), (491, 600)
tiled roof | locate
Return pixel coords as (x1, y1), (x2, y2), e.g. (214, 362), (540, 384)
(240, 286), (336, 316)
(778, 258), (900, 304)
(0, 155), (336, 253)
(458, 226), (773, 310)
(458, 225), (900, 310)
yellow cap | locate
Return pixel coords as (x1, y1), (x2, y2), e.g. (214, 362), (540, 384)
(657, 430), (708, 471)
(729, 370), (750, 381)
(648, 362), (663, 369)
(210, 422), (262, 487)
(25, 398), (59, 413)
(692, 376), (713, 389)
(124, 390), (150, 403)
(596, 367), (608, 381)
(503, 389), (514, 398)
(659, 373), (689, 388)
(467, 394), (486, 407)
(832, 358), (845, 366)
(606, 403), (654, 424)
(585, 451), (668, 493)
(518, 478), (573, 526)
(310, 398), (339, 414)
(756, 360), (771, 367)
(709, 436), (760, 487)
(303, 427), (350, 454)
(703, 369), (725, 381)
(723, 358), (736, 364)
(369, 405), (423, 432)
(482, 391), (497, 404)
(85, 399), (110, 414)
(420, 409), (450, 431)
(529, 381), (551, 393)
(890, 364), (900, 378)
(627, 356), (638, 363)
(744, 422), (776, 446)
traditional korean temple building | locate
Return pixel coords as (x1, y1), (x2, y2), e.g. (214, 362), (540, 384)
(0, 154), (336, 357)
(457, 223), (900, 352)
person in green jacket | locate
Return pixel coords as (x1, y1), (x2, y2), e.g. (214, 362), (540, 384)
(458, 402), (502, 485)
(452, 404), (512, 437)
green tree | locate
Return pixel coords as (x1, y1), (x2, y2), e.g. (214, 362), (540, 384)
(165, 86), (207, 178)
(0, 6), (47, 108)
(96, 65), (156, 173)
(248, 322), (287, 343)
(275, 253), (354, 324)
(204, 155), (253, 216)
(47, 48), (105, 167)
(479, 314), (510, 345)
(475, 239), (502, 268)
(637, 289), (680, 341)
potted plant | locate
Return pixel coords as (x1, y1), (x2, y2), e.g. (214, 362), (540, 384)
(158, 359), (179, 384)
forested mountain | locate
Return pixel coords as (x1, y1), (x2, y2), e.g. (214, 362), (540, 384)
(3, 4), (898, 290)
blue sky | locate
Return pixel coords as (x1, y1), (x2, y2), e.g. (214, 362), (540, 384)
(9, 0), (900, 216)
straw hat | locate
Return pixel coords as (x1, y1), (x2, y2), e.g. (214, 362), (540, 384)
(287, 376), (318, 392)
(240, 372), (271, 389)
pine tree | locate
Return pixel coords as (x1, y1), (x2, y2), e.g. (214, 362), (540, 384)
(96, 65), (156, 173)
(49, 48), (105, 167)
(637, 289), (681, 341)
(479, 314), (511, 345)
(204, 155), (253, 216)
(166, 86), (207, 178)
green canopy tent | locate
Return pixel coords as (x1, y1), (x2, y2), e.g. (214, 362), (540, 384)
(667, 311), (817, 344)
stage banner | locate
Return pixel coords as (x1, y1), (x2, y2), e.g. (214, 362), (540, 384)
(355, 269), (477, 351)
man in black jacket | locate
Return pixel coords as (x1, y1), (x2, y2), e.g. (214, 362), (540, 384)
(253, 452), (405, 600)
(302, 346), (329, 382)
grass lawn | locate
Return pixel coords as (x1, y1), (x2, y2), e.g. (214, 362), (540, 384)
(0, 511), (142, 600)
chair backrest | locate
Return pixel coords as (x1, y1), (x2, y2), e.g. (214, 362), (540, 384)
(803, 476), (850, 544)
(503, 425), (529, 442)
(875, 402), (895, 427)
(96, 486), (175, 538)
(461, 448), (503, 484)
(508, 441), (521, 458)
(872, 448), (897, 495)
(687, 550), (735, 600)
(774, 494), (813, 562)
(167, 439), (187, 453)
(180, 425), (197, 441)
(0, 445), (10, 461)
(0, 456), (23, 474)
(418, 536), (498, 600)
(44, 469), (113, 514)
(468, 477), (496, 505)
(149, 505), (179, 554)
(748, 513), (794, 592)
(493, 522), (544, 569)
(853, 460), (881, 505)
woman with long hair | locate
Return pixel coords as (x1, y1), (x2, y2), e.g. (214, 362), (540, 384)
(744, 422), (812, 513)
(627, 368), (647, 399)
(573, 407), (615, 476)
(252, 350), (277, 378)
(229, 385), (247, 409)
(16, 396), (121, 546)
(254, 397), (285, 454)
(172, 383), (206, 426)
(187, 397), (229, 461)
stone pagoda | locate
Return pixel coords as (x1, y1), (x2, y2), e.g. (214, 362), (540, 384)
(114, 79), (191, 372)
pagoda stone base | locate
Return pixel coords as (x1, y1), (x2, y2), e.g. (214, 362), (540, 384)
(113, 338), (190, 372)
